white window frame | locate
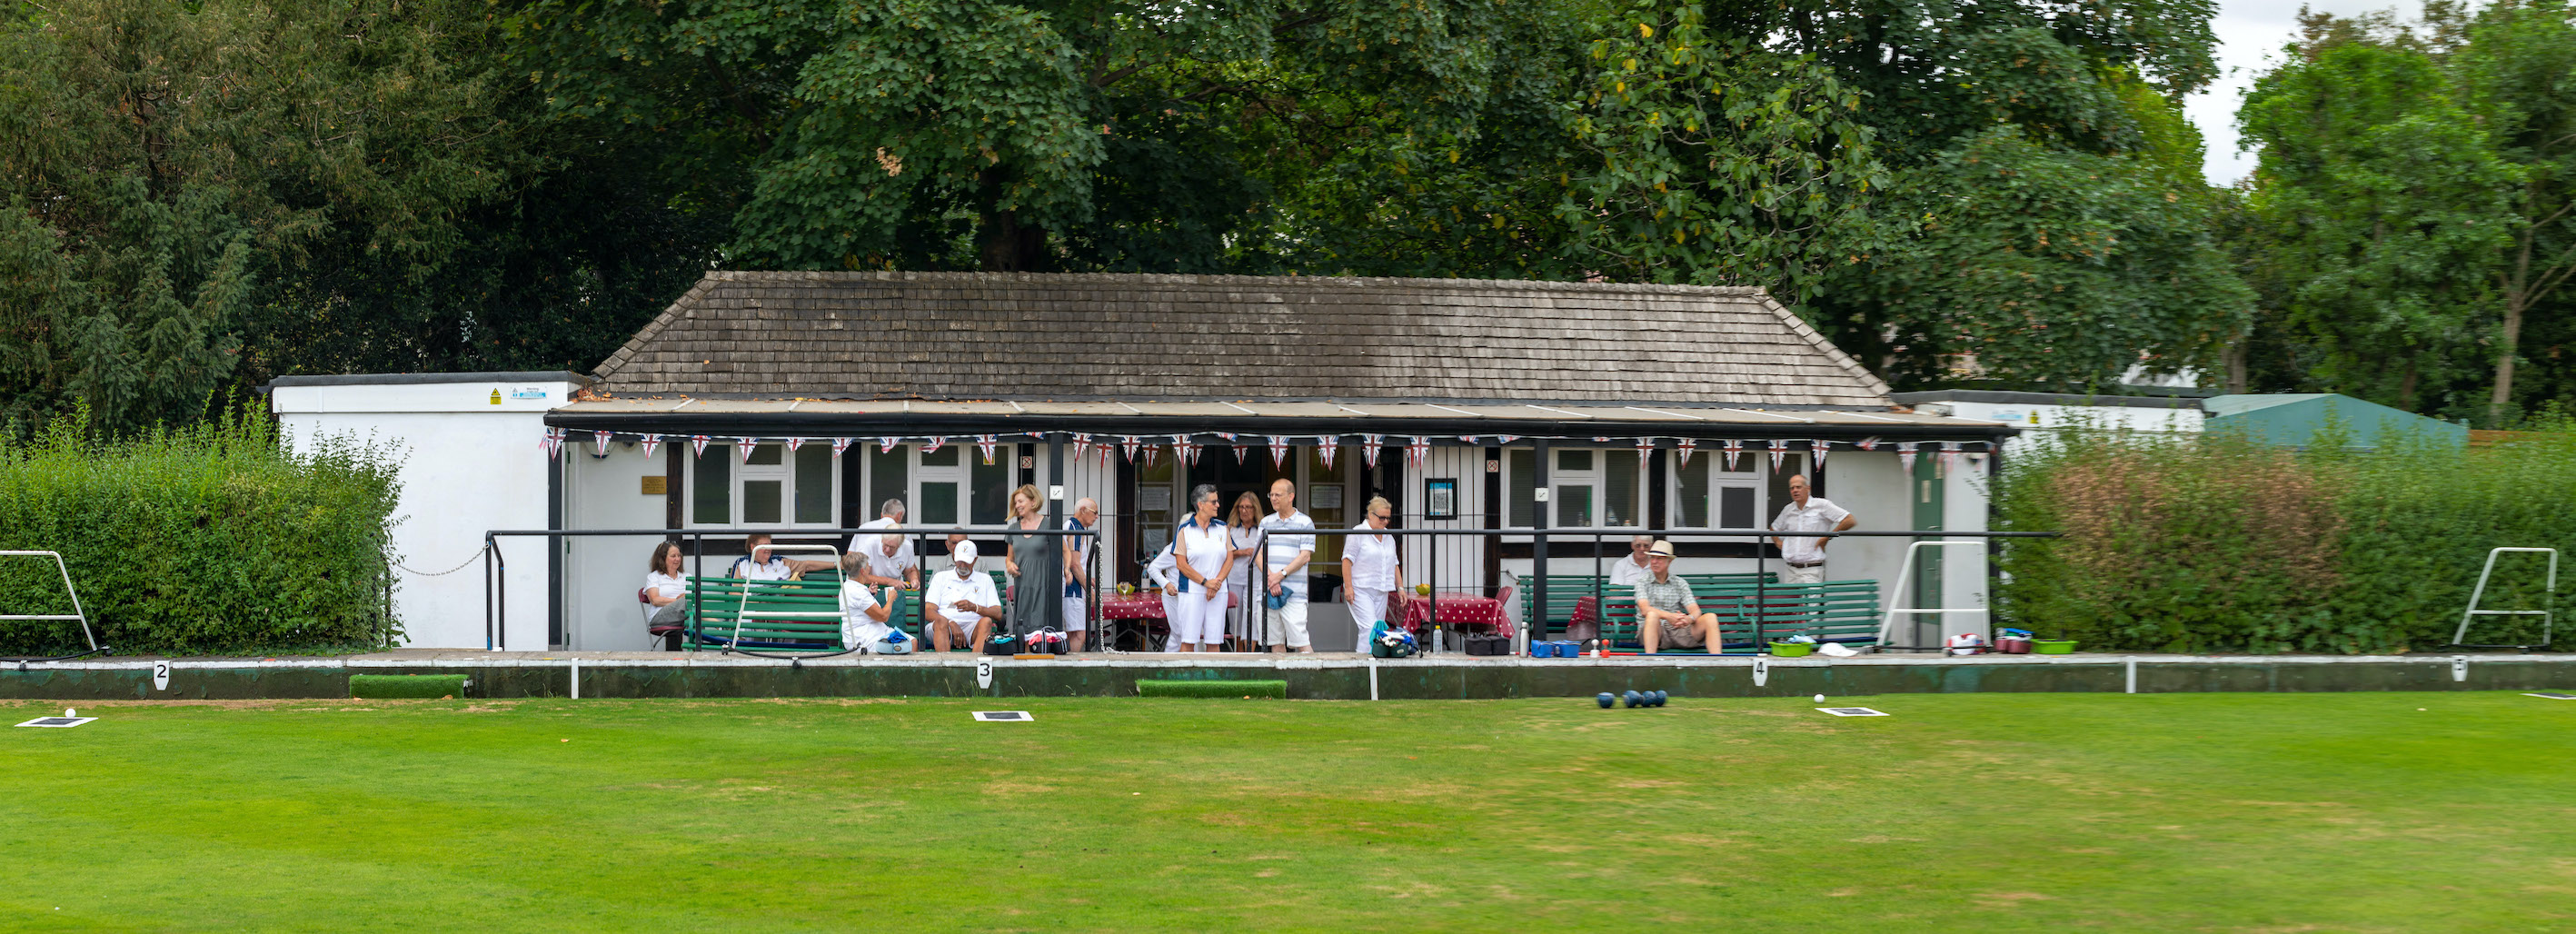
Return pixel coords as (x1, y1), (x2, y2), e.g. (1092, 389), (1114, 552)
(899, 442), (1014, 531)
(1666, 452), (1765, 530)
(683, 442), (841, 529)
(1502, 447), (1645, 531)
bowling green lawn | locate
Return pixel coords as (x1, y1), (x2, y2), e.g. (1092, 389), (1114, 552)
(4, 691), (2571, 932)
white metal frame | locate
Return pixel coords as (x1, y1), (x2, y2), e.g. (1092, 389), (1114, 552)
(1875, 540), (1990, 651)
(2453, 547), (2556, 649)
(0, 551), (98, 651)
(702, 543), (847, 651)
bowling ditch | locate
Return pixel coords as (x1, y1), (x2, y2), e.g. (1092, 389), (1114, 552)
(3, 651), (2571, 700)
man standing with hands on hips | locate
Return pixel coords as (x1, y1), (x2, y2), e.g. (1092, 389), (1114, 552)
(1769, 473), (1854, 584)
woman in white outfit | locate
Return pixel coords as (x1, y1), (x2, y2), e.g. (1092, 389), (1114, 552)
(1170, 484), (1233, 652)
(1340, 496), (1410, 650)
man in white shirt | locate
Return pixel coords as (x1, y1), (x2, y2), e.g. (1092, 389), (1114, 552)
(1607, 535), (1656, 588)
(730, 533), (833, 581)
(1062, 498), (1098, 652)
(849, 500), (918, 587)
(922, 541), (1003, 651)
(1146, 540), (1182, 651)
(1768, 474), (1855, 584)
(1258, 478), (1317, 652)
(837, 551), (911, 653)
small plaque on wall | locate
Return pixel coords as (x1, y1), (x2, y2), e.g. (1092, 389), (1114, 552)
(642, 476), (668, 495)
(1425, 478), (1458, 519)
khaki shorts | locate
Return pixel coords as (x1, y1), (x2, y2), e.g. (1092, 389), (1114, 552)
(1660, 617), (1707, 648)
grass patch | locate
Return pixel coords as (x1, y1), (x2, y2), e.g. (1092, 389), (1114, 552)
(3, 692), (2571, 930)
(347, 674), (466, 700)
(1135, 678), (1288, 699)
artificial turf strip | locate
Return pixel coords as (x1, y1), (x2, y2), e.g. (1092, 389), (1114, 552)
(5, 693), (2572, 932)
(346, 674), (466, 699)
(1133, 678), (1288, 699)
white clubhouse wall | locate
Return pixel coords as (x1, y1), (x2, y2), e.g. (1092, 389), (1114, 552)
(272, 376), (580, 650)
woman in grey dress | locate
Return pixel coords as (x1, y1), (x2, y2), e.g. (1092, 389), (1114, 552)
(1002, 484), (1067, 638)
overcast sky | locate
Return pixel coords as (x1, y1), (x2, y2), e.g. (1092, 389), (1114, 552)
(2188, 0), (2426, 184)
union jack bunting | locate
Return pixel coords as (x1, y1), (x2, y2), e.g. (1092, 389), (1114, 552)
(1636, 437), (1657, 461)
(1496, 435), (1520, 444)
(830, 437), (851, 459)
(1268, 435), (1290, 469)
(1592, 436), (1611, 443)
(920, 436), (946, 454)
(1938, 441), (1962, 474)
(1143, 442), (1161, 468)
(1767, 439), (1789, 472)
(541, 428), (565, 459)
(639, 434), (662, 458)
(1855, 436), (1881, 452)
(1217, 432), (1247, 462)
(1676, 438), (1696, 468)
(691, 435), (711, 459)
(1810, 439), (1829, 471)
(1361, 434), (1385, 469)
(1120, 436), (1141, 463)
(975, 435), (999, 465)
(1896, 442), (1918, 472)
(1459, 435), (1480, 446)
(1317, 435), (1338, 470)
(1176, 435), (1199, 466)
(1722, 439), (1744, 470)
(878, 436), (901, 454)
(1406, 436), (1431, 469)
(785, 437), (804, 454)
(1071, 433), (1091, 461)
(592, 431), (613, 457)
(736, 438), (758, 463)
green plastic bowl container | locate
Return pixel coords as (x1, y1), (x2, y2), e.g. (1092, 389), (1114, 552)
(2033, 640), (2078, 654)
(1768, 641), (1815, 657)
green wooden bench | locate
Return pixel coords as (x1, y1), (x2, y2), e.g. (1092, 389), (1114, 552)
(1524, 572), (1779, 641)
(1600, 580), (1881, 654)
(682, 576), (850, 652)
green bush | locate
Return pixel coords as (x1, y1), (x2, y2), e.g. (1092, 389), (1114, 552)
(1998, 420), (2573, 653)
(0, 405), (401, 655)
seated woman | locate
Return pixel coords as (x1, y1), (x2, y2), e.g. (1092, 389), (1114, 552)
(642, 542), (689, 651)
(837, 551), (912, 654)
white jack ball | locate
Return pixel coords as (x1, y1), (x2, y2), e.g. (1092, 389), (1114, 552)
(1812, 694), (1825, 703)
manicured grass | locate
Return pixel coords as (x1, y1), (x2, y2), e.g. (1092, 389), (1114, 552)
(5, 692), (2571, 931)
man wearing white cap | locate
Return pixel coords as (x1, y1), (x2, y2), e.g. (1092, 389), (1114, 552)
(923, 540), (1002, 651)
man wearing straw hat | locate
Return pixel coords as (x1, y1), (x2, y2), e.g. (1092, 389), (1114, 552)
(1635, 541), (1723, 653)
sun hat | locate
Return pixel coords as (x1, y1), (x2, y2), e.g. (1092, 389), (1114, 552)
(1646, 540), (1678, 560)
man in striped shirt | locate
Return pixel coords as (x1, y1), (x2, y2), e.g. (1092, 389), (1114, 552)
(1258, 478), (1317, 652)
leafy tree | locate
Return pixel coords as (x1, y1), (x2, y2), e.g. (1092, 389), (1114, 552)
(2232, 3), (2576, 422)
(503, 0), (1549, 273)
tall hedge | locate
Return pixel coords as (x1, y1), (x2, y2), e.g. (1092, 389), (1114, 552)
(0, 407), (401, 655)
(1998, 422), (2571, 653)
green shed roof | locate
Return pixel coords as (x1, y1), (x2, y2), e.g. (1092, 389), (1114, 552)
(2202, 393), (2466, 450)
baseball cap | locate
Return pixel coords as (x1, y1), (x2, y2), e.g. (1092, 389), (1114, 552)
(951, 540), (979, 564)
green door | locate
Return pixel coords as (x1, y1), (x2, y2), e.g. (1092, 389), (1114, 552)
(1910, 453), (1944, 647)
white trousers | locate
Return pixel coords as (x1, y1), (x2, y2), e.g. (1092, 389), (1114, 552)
(1169, 588), (1228, 646)
(1782, 562), (1826, 584)
(1348, 587), (1391, 645)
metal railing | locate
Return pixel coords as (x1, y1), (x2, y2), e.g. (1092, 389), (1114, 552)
(485, 524), (2055, 654)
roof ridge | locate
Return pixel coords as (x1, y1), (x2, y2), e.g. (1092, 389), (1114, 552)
(701, 269), (1771, 297)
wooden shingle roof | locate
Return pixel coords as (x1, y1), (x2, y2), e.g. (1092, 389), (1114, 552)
(592, 272), (1893, 408)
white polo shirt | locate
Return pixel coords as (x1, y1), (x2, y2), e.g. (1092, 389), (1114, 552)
(1770, 497), (1851, 564)
(853, 519), (919, 582)
(730, 555), (792, 581)
(1344, 522), (1402, 591)
(1607, 554), (1654, 588)
(922, 566), (1000, 628)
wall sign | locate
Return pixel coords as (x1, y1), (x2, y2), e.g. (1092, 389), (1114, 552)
(1425, 478), (1457, 519)
(641, 476), (668, 495)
